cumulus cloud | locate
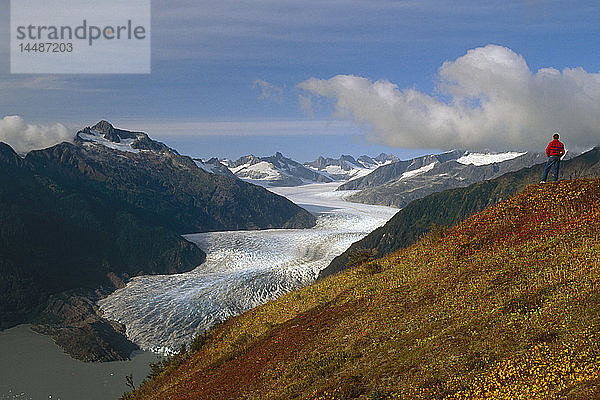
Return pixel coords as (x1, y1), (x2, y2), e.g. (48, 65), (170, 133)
(298, 44), (600, 151)
(0, 116), (73, 154)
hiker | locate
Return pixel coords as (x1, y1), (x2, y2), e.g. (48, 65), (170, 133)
(541, 132), (565, 183)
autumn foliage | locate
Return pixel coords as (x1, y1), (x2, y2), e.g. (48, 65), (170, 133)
(124, 178), (600, 400)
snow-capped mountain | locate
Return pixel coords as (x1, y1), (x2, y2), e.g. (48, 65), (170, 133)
(1, 120), (317, 363)
(338, 149), (466, 190)
(223, 152), (401, 186)
(193, 157), (236, 178)
(304, 153), (399, 181)
(77, 120), (172, 154)
(71, 121), (316, 231)
(226, 152), (333, 186)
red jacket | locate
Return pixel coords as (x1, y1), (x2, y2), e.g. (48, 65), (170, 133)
(546, 139), (565, 157)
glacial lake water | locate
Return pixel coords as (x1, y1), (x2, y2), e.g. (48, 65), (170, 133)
(0, 325), (159, 400)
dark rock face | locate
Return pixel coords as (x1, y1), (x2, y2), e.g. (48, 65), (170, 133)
(90, 120), (139, 142)
(0, 142), (24, 167)
(320, 147), (600, 279)
(33, 123), (316, 233)
(0, 141), (206, 358)
(32, 289), (139, 362)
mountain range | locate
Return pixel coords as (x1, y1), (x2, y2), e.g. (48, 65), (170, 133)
(2, 120), (589, 366)
(304, 153), (400, 181)
(222, 149), (550, 216)
(0, 120), (315, 361)
(225, 152), (333, 186)
(223, 152), (399, 186)
(337, 150), (549, 208)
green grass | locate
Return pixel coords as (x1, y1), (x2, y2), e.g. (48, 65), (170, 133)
(124, 178), (600, 400)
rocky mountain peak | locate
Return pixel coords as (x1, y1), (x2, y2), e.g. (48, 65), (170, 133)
(75, 121), (172, 154)
(374, 153), (400, 163)
(90, 120), (121, 142)
(0, 141), (24, 167)
(91, 120), (114, 133)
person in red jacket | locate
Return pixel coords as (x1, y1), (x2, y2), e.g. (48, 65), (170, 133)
(541, 132), (565, 182)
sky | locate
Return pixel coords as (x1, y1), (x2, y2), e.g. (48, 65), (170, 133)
(1, 0), (600, 161)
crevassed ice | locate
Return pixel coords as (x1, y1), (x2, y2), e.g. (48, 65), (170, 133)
(98, 183), (397, 354)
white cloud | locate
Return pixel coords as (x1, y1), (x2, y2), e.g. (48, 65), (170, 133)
(253, 79), (284, 102)
(0, 116), (73, 154)
(298, 44), (600, 151)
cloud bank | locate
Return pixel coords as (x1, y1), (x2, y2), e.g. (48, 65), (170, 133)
(298, 44), (600, 151)
(0, 116), (73, 154)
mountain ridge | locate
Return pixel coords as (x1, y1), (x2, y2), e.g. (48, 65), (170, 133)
(226, 152), (333, 186)
(225, 152), (400, 186)
(338, 151), (545, 208)
(321, 146), (600, 278)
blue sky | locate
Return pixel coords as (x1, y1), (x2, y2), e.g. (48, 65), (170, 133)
(2, 0), (600, 161)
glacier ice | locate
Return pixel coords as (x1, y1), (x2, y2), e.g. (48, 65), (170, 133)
(98, 183), (397, 354)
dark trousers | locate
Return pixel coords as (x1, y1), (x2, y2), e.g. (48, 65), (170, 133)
(542, 156), (561, 181)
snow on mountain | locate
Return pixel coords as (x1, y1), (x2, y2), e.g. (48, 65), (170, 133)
(342, 150), (546, 208)
(77, 121), (240, 180)
(456, 151), (527, 166)
(76, 120), (172, 154)
(227, 152), (333, 186)
(399, 162), (436, 180)
(304, 153), (398, 182)
(77, 130), (141, 154)
(193, 157), (236, 177)
(223, 152), (402, 186)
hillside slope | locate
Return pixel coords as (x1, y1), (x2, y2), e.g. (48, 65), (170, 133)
(124, 178), (600, 399)
(321, 146), (600, 278)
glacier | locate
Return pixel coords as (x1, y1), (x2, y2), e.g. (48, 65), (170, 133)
(98, 183), (397, 354)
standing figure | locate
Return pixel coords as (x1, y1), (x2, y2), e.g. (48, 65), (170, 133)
(541, 132), (565, 183)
